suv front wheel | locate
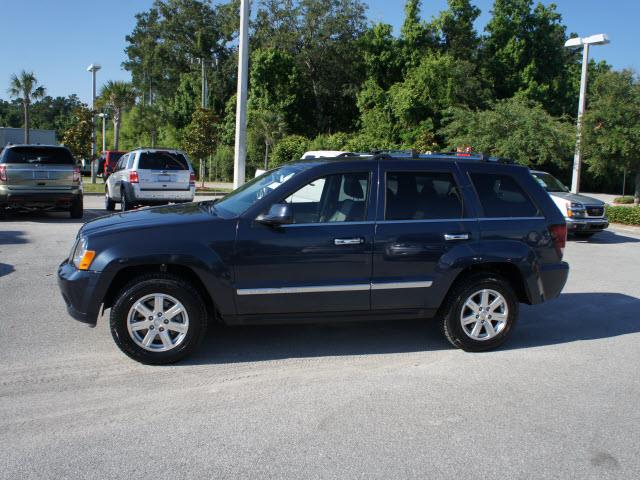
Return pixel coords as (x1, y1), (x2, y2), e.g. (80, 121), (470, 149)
(110, 274), (208, 364)
(440, 274), (518, 352)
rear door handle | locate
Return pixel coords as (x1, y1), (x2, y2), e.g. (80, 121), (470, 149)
(334, 237), (364, 246)
(444, 233), (469, 241)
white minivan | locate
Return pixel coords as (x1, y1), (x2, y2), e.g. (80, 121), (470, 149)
(105, 148), (196, 211)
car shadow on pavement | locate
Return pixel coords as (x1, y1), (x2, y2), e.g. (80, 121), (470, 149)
(1, 209), (107, 224)
(185, 318), (449, 365)
(573, 230), (640, 244)
(185, 292), (639, 365)
(0, 230), (28, 245)
(0, 262), (15, 277)
(509, 292), (640, 349)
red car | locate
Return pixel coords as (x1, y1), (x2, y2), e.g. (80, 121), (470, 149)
(99, 151), (126, 178)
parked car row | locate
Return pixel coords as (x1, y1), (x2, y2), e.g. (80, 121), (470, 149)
(0, 144), (197, 217)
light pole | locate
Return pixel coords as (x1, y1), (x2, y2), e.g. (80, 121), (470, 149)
(564, 34), (609, 194)
(98, 113), (107, 153)
(87, 63), (101, 184)
(233, 0), (250, 189)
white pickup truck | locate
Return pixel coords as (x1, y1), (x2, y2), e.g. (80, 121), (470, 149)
(530, 170), (608, 238)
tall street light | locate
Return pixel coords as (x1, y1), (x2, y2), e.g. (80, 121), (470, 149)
(233, 0), (250, 189)
(87, 63), (101, 184)
(564, 34), (609, 194)
(98, 112), (108, 153)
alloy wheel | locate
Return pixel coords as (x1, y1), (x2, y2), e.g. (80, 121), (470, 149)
(126, 293), (189, 352)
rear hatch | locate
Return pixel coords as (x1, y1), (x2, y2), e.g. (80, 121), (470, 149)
(1, 146), (77, 190)
(137, 151), (191, 191)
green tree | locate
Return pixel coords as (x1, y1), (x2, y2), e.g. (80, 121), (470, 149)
(61, 106), (93, 160)
(270, 134), (309, 167)
(400, 0), (438, 69)
(360, 23), (404, 90)
(250, 109), (287, 169)
(253, 0), (369, 134)
(249, 48), (304, 132)
(582, 70), (640, 203)
(433, 0), (481, 60)
(98, 81), (137, 150)
(183, 108), (219, 184)
(440, 96), (575, 167)
(389, 53), (489, 136)
(482, 0), (575, 115)
(7, 70), (46, 143)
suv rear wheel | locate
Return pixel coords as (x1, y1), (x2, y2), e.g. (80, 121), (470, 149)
(440, 273), (518, 351)
(110, 274), (208, 364)
(105, 188), (115, 211)
(121, 188), (132, 211)
(70, 196), (83, 219)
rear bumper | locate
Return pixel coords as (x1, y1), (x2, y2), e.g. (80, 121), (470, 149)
(127, 184), (195, 204)
(0, 187), (82, 209)
(566, 216), (609, 232)
(538, 261), (570, 302)
(57, 260), (102, 326)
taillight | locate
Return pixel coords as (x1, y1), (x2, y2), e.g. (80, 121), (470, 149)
(73, 166), (81, 183)
(129, 171), (139, 183)
(549, 224), (567, 258)
(0, 165), (6, 182)
(189, 172), (196, 186)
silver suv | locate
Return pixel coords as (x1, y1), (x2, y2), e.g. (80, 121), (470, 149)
(0, 144), (83, 218)
(105, 148), (196, 211)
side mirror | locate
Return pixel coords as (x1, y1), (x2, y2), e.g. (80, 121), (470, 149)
(256, 203), (293, 226)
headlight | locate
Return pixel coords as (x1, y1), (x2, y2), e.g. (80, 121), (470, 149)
(566, 202), (585, 218)
(71, 237), (96, 270)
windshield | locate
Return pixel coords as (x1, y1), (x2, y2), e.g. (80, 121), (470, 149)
(214, 164), (308, 217)
(1, 146), (75, 165)
(532, 172), (568, 193)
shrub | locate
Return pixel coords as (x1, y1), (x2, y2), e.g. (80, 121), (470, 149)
(605, 205), (640, 225)
(613, 196), (635, 204)
(271, 135), (309, 167)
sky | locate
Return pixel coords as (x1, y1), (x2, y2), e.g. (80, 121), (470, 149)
(0, 0), (637, 105)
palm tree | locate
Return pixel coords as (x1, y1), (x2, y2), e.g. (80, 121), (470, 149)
(254, 110), (287, 169)
(98, 81), (136, 150)
(8, 71), (46, 143)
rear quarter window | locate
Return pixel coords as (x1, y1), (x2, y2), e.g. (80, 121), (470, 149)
(0, 146), (75, 165)
(138, 151), (189, 170)
(470, 173), (540, 218)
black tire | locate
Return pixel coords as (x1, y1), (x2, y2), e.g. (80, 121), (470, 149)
(105, 188), (115, 211)
(70, 196), (83, 219)
(110, 274), (208, 364)
(439, 273), (519, 352)
(121, 188), (131, 211)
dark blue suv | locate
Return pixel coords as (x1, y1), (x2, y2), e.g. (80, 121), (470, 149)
(58, 153), (569, 364)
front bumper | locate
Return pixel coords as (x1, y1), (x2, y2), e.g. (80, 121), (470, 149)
(566, 216), (609, 232)
(0, 187), (82, 210)
(57, 260), (102, 326)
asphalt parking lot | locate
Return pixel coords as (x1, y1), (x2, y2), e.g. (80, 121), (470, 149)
(1, 196), (639, 479)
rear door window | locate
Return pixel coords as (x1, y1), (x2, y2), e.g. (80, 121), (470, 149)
(1, 146), (75, 165)
(470, 173), (540, 218)
(385, 171), (464, 220)
(138, 151), (189, 171)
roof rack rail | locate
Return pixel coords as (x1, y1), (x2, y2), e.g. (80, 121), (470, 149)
(372, 150), (515, 164)
(131, 146), (182, 151)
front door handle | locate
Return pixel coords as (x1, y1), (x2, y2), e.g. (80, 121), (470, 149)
(334, 237), (364, 246)
(444, 233), (469, 241)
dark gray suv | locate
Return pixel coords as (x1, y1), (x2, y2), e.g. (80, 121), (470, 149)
(0, 144), (83, 218)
